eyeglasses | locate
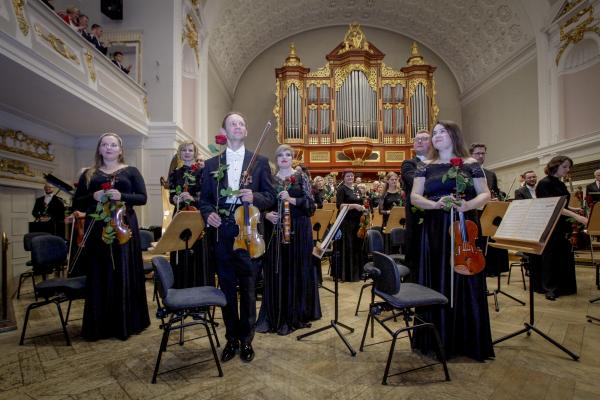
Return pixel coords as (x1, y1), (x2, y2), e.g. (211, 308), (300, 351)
(414, 137), (429, 142)
(472, 152), (486, 156)
(101, 143), (120, 149)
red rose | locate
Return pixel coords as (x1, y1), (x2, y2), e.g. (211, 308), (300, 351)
(450, 157), (463, 167)
(191, 163), (199, 172)
(215, 134), (227, 145)
(101, 182), (112, 191)
(289, 175), (296, 185)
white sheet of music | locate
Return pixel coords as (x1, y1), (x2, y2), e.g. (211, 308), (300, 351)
(494, 197), (563, 243)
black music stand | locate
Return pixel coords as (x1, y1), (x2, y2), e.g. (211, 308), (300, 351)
(491, 197), (579, 360)
(298, 205), (356, 356)
(585, 203), (600, 323)
(481, 201), (525, 311)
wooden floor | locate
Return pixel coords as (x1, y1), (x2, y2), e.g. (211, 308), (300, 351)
(1, 264), (600, 400)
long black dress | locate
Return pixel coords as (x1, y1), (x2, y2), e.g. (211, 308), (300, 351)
(73, 166), (150, 341)
(256, 172), (321, 335)
(414, 162), (494, 361)
(332, 184), (364, 282)
(168, 164), (213, 288)
(530, 175), (577, 296)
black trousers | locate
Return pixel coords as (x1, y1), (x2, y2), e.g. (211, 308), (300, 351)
(212, 220), (260, 344)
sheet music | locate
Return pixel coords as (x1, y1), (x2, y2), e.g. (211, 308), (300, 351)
(494, 197), (563, 243)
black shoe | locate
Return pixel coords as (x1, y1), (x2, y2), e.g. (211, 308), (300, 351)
(545, 291), (557, 301)
(240, 342), (255, 362)
(221, 340), (239, 362)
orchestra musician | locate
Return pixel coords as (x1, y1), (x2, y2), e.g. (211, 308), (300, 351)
(256, 144), (320, 335)
(168, 141), (212, 288)
(411, 121), (494, 361)
(199, 112), (276, 363)
(31, 183), (66, 236)
(72, 132), (150, 341)
(586, 169), (600, 208)
(470, 143), (504, 199)
(514, 170), (537, 199)
(378, 172), (402, 229)
(312, 176), (325, 209)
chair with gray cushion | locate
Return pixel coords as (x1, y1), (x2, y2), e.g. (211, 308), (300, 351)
(17, 232), (52, 299)
(355, 229), (410, 317)
(19, 235), (86, 346)
(360, 251), (450, 384)
(151, 256), (227, 383)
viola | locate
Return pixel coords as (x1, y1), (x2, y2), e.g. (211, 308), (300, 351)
(357, 197), (371, 239)
(451, 211), (485, 275)
(282, 199), (291, 244)
(179, 183), (198, 212)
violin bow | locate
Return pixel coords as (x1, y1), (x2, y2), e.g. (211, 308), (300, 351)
(240, 120), (272, 187)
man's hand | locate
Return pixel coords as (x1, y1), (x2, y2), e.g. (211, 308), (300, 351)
(207, 212), (222, 228)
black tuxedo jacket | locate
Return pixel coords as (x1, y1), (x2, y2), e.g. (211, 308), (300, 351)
(89, 36), (108, 55)
(515, 185), (534, 200)
(483, 168), (502, 198)
(32, 195), (65, 221)
(586, 181), (600, 204)
(199, 149), (275, 221)
(401, 157), (420, 215)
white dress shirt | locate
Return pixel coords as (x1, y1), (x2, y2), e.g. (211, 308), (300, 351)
(526, 185), (536, 198)
(44, 194), (53, 205)
(225, 145), (245, 204)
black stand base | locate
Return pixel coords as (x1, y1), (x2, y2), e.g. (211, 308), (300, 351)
(487, 273), (525, 312)
(587, 315), (600, 323)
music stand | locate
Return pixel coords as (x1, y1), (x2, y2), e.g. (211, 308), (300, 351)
(382, 206), (406, 234)
(585, 203), (600, 322)
(481, 201), (525, 311)
(312, 208), (335, 294)
(491, 197), (579, 360)
(298, 205), (356, 356)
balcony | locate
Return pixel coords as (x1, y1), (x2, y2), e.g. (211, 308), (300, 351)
(0, 0), (148, 136)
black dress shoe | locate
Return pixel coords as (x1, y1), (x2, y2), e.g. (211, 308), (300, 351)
(240, 342), (255, 362)
(545, 291), (557, 301)
(221, 340), (239, 362)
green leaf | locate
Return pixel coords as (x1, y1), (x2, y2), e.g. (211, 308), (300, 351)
(89, 213), (100, 219)
(218, 209), (230, 216)
(104, 217), (111, 223)
(208, 143), (219, 154)
(105, 225), (114, 233)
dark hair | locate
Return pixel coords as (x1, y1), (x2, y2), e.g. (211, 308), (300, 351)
(544, 155), (573, 176)
(522, 170), (535, 177)
(469, 143), (487, 154)
(221, 111), (248, 129)
(113, 51), (123, 57)
(428, 120), (470, 160)
(91, 24), (101, 29)
(341, 168), (354, 178)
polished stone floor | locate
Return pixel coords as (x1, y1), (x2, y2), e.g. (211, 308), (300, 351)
(1, 263), (600, 400)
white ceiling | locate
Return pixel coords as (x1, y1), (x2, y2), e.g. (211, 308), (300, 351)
(205, 0), (537, 95)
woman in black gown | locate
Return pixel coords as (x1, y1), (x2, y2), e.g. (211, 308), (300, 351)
(379, 172), (403, 229)
(168, 141), (212, 288)
(532, 155), (588, 300)
(333, 169), (366, 282)
(411, 121), (494, 361)
(73, 132), (150, 341)
(256, 144), (320, 335)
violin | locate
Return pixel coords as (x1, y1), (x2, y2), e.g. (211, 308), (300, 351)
(357, 197), (371, 239)
(179, 182), (198, 212)
(232, 120), (273, 259)
(106, 176), (131, 245)
(282, 199), (291, 244)
(451, 210), (485, 275)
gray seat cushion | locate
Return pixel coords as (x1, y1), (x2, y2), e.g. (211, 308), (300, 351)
(375, 283), (447, 309)
(36, 276), (87, 298)
(164, 286), (227, 310)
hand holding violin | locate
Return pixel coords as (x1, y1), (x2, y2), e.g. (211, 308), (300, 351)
(239, 188), (253, 203)
(266, 211), (279, 224)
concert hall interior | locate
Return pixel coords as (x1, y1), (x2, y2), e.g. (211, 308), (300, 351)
(1, 0), (600, 399)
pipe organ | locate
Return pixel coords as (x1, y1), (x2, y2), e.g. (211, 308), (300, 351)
(274, 24), (439, 177)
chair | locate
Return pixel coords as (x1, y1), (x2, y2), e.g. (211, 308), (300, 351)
(389, 227), (407, 257)
(507, 251), (527, 291)
(139, 229), (155, 276)
(16, 232), (52, 299)
(355, 229), (409, 317)
(151, 256), (227, 384)
(19, 235), (86, 346)
(360, 252), (450, 384)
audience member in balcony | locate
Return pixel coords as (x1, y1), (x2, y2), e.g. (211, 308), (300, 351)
(59, 7), (80, 29)
(77, 14), (90, 38)
(112, 51), (132, 75)
(88, 24), (108, 55)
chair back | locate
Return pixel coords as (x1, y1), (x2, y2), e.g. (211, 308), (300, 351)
(24, 232), (51, 252)
(366, 229), (384, 254)
(372, 251), (400, 295)
(139, 229), (154, 251)
(30, 235), (67, 274)
(152, 256), (174, 299)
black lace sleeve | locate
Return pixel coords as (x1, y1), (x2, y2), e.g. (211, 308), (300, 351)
(467, 162), (485, 179)
(415, 161), (427, 178)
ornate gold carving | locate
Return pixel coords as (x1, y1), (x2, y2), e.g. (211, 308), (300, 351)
(143, 96), (149, 118)
(190, 0), (200, 6)
(431, 78), (439, 123)
(555, 5), (600, 65)
(0, 158), (34, 177)
(34, 25), (80, 64)
(183, 13), (200, 67)
(306, 79), (330, 87)
(408, 78), (429, 98)
(308, 104), (318, 110)
(285, 79), (304, 94)
(381, 63), (403, 78)
(339, 23), (370, 54)
(334, 64), (377, 91)
(0, 128), (54, 161)
(84, 50), (96, 82)
(407, 42), (425, 66)
(283, 43), (303, 67)
(310, 151), (330, 163)
(306, 63), (330, 78)
(556, 0), (585, 20)
(383, 103), (392, 110)
(385, 151), (405, 162)
(12, 0), (29, 36)
(273, 80), (281, 141)
(320, 104), (330, 110)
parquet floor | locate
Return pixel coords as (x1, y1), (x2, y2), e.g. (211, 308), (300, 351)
(1, 264), (600, 400)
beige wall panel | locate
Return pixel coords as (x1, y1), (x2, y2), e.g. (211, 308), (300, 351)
(207, 60), (232, 144)
(560, 61), (600, 140)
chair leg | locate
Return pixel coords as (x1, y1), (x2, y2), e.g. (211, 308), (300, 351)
(382, 332), (399, 385)
(507, 263), (513, 285)
(204, 323), (223, 377)
(429, 324), (450, 381)
(370, 289), (375, 338)
(206, 310), (220, 348)
(354, 283), (371, 316)
(53, 300), (71, 346)
(32, 276), (38, 301)
(359, 312), (372, 352)
(65, 300), (73, 325)
(19, 303), (35, 345)
(16, 273), (27, 299)
(151, 319), (172, 384)
(520, 264), (527, 291)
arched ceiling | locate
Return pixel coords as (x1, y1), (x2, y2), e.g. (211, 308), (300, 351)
(205, 0), (536, 95)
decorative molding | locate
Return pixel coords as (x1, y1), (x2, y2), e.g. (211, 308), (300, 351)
(0, 128), (54, 161)
(555, 4), (600, 65)
(183, 13), (200, 67)
(84, 50), (96, 82)
(11, 0), (29, 36)
(34, 24), (80, 64)
(0, 157), (34, 176)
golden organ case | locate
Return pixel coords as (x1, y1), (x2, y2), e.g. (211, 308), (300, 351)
(274, 24), (439, 178)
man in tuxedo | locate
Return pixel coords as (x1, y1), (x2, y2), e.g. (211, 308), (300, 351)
(586, 169), (600, 208)
(401, 129), (430, 282)
(200, 112), (275, 363)
(112, 52), (131, 75)
(470, 143), (504, 199)
(32, 184), (65, 236)
(87, 24), (108, 55)
(515, 170), (537, 199)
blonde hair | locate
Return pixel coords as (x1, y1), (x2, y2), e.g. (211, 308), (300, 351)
(85, 132), (124, 183)
(274, 144), (294, 170)
(175, 141), (198, 169)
